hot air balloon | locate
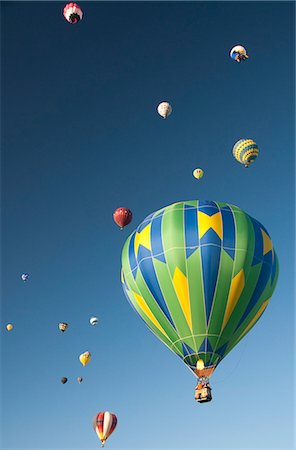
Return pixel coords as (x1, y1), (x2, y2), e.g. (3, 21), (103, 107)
(157, 102), (172, 119)
(63, 3), (83, 24)
(90, 316), (98, 326)
(230, 45), (248, 62)
(21, 273), (29, 282)
(59, 322), (68, 332)
(93, 412), (117, 448)
(77, 377), (83, 383)
(233, 139), (259, 168)
(79, 351), (91, 366)
(61, 377), (68, 384)
(121, 200), (279, 401)
(6, 324), (13, 331)
(113, 208), (132, 230)
(193, 168), (204, 180)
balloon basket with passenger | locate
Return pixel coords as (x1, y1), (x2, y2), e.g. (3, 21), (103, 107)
(194, 361), (214, 403)
(195, 376), (212, 403)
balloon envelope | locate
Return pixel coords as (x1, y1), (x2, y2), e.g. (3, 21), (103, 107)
(79, 351), (91, 366)
(233, 139), (259, 167)
(59, 322), (68, 332)
(93, 412), (117, 447)
(230, 45), (248, 61)
(193, 168), (204, 179)
(157, 102), (172, 119)
(113, 208), (133, 229)
(121, 200), (278, 379)
(61, 377), (68, 384)
(6, 324), (13, 331)
(21, 273), (29, 282)
(90, 316), (98, 326)
(63, 3), (83, 23)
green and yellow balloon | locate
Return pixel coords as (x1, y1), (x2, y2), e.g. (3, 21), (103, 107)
(193, 168), (204, 180)
(121, 200), (278, 396)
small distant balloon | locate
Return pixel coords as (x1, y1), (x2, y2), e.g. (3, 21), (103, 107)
(193, 168), (204, 180)
(77, 377), (83, 383)
(230, 45), (248, 62)
(79, 351), (91, 366)
(113, 208), (133, 230)
(90, 316), (98, 326)
(63, 3), (83, 24)
(6, 324), (13, 331)
(233, 139), (259, 167)
(61, 377), (68, 384)
(157, 102), (172, 119)
(21, 273), (29, 282)
(59, 322), (68, 333)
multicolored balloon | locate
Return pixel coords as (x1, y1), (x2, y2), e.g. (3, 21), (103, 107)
(193, 168), (204, 180)
(59, 322), (68, 332)
(6, 324), (13, 331)
(93, 412), (117, 448)
(230, 45), (248, 62)
(79, 351), (91, 366)
(233, 139), (259, 168)
(121, 200), (278, 396)
(63, 3), (83, 24)
(157, 102), (172, 119)
(113, 207), (133, 230)
(77, 377), (83, 383)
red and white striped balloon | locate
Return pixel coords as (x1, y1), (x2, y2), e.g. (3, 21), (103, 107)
(93, 412), (117, 447)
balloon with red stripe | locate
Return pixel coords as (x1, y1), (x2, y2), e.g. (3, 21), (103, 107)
(93, 412), (117, 448)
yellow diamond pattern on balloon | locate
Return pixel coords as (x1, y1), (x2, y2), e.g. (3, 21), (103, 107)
(172, 267), (192, 331)
(134, 223), (151, 257)
(198, 211), (223, 239)
(261, 229), (273, 255)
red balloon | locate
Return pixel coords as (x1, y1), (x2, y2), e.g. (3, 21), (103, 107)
(113, 207), (132, 229)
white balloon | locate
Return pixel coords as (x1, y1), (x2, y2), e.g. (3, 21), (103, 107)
(157, 102), (172, 119)
(21, 273), (29, 282)
(90, 316), (98, 326)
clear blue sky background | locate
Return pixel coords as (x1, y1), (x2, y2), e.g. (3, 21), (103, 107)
(1, 1), (295, 449)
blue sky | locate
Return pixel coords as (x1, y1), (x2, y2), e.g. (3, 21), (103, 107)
(1, 1), (295, 449)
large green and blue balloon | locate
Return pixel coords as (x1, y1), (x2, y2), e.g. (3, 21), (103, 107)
(121, 200), (278, 381)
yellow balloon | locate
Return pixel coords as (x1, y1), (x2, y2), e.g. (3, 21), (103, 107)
(6, 324), (13, 331)
(196, 359), (205, 370)
(193, 168), (204, 180)
(79, 351), (91, 366)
